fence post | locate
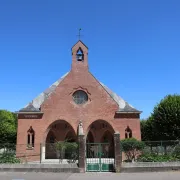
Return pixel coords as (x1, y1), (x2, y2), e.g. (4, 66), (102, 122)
(114, 132), (122, 173)
(40, 143), (45, 163)
(78, 135), (85, 173)
(160, 140), (162, 154)
(40, 143), (42, 164)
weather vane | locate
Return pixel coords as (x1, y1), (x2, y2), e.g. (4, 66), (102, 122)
(77, 28), (83, 40)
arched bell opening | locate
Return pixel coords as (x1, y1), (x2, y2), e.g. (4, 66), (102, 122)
(76, 47), (84, 61)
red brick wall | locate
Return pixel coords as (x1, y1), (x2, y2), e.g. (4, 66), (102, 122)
(16, 41), (141, 161)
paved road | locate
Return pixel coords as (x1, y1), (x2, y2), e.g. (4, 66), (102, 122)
(0, 172), (180, 180)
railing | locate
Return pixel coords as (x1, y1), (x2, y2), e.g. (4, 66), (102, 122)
(0, 143), (78, 164)
(121, 140), (180, 162)
(45, 143), (78, 164)
(1, 140), (180, 164)
(143, 140), (180, 155)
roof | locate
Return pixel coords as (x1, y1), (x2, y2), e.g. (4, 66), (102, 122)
(71, 40), (88, 50)
(18, 72), (140, 113)
(100, 82), (141, 113)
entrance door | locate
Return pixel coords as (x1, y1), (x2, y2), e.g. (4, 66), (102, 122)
(86, 143), (114, 172)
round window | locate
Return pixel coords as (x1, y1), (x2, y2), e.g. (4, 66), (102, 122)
(73, 90), (88, 104)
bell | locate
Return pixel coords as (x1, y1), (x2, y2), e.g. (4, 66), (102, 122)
(77, 54), (83, 61)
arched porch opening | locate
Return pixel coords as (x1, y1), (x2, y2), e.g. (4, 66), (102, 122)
(86, 120), (115, 159)
(45, 120), (76, 159)
(86, 120), (115, 143)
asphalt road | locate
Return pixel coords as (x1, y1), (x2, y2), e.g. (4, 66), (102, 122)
(0, 172), (180, 180)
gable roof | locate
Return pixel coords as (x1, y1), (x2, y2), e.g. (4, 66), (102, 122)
(18, 72), (141, 113)
(71, 40), (88, 50)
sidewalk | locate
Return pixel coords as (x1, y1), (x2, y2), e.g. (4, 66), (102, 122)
(0, 172), (180, 180)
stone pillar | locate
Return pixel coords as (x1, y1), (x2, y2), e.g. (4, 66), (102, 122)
(114, 132), (122, 172)
(41, 144), (45, 163)
(78, 135), (85, 173)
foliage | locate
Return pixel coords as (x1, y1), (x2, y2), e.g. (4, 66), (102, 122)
(141, 94), (180, 141)
(140, 116), (155, 141)
(54, 140), (78, 163)
(0, 152), (20, 164)
(172, 143), (180, 159)
(121, 138), (145, 162)
(152, 94), (180, 140)
(136, 141), (180, 162)
(137, 153), (178, 162)
(0, 110), (17, 145)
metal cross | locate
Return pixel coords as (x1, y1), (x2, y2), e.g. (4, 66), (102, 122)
(77, 28), (82, 40)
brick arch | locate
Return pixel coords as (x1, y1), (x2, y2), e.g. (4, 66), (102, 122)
(86, 119), (115, 136)
(42, 119), (76, 143)
(85, 119), (115, 142)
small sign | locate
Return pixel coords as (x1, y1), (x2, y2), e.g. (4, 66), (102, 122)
(24, 115), (38, 118)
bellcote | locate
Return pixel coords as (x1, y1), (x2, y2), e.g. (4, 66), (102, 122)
(71, 40), (88, 71)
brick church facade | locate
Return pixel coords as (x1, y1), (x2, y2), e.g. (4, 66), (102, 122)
(16, 40), (141, 162)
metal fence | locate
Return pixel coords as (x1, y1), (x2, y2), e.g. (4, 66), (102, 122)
(121, 140), (180, 162)
(45, 143), (78, 164)
(0, 143), (78, 164)
(143, 141), (180, 155)
(1, 140), (180, 164)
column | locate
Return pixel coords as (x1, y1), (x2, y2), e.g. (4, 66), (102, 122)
(78, 135), (85, 173)
(41, 143), (46, 162)
(114, 132), (122, 173)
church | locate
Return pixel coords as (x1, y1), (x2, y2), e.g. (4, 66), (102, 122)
(16, 40), (141, 171)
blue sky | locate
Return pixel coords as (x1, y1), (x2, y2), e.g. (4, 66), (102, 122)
(0, 0), (180, 119)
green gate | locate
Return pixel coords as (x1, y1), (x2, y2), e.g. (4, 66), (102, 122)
(86, 143), (114, 172)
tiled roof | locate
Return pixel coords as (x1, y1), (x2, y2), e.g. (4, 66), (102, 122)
(19, 72), (140, 113)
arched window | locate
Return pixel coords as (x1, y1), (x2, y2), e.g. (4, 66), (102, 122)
(27, 126), (35, 148)
(125, 126), (132, 139)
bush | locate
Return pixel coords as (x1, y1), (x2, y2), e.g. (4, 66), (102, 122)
(137, 153), (177, 162)
(65, 142), (78, 163)
(172, 144), (180, 159)
(54, 141), (78, 163)
(0, 152), (21, 164)
(137, 143), (180, 162)
(121, 138), (145, 162)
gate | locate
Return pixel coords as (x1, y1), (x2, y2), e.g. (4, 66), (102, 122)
(86, 143), (114, 172)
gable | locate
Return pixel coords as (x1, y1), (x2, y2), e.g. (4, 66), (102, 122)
(18, 72), (140, 113)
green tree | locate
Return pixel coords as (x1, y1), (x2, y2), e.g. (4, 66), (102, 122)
(140, 116), (156, 141)
(152, 94), (180, 140)
(0, 110), (17, 145)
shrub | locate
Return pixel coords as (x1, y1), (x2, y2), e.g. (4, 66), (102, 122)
(54, 140), (78, 163)
(121, 138), (145, 162)
(137, 153), (177, 162)
(172, 144), (180, 159)
(0, 152), (21, 164)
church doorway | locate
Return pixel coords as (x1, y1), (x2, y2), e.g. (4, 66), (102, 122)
(86, 120), (115, 172)
(45, 120), (76, 159)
